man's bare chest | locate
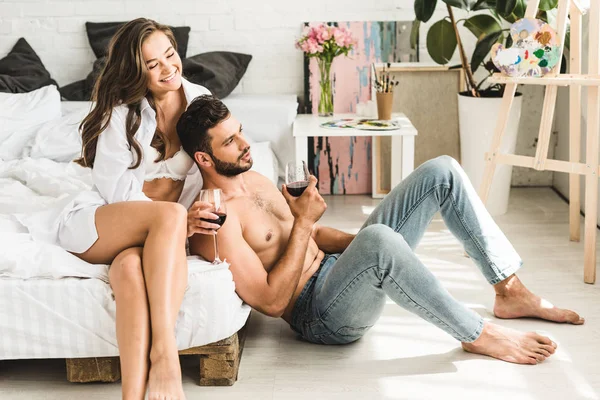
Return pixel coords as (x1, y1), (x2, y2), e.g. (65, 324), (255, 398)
(235, 191), (292, 252)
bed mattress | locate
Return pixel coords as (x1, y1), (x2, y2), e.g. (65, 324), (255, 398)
(0, 260), (251, 360)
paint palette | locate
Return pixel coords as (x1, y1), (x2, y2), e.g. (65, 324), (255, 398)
(354, 119), (400, 130)
(491, 18), (561, 78)
(320, 119), (400, 130)
(319, 119), (357, 129)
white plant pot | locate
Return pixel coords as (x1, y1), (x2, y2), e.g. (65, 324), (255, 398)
(458, 93), (523, 216)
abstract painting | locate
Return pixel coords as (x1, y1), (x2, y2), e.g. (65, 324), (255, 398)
(303, 21), (419, 194)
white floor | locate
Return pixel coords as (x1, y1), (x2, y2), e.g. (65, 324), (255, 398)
(1, 187), (599, 399)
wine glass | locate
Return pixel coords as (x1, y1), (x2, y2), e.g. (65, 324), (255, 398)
(199, 189), (227, 264)
(285, 161), (310, 197)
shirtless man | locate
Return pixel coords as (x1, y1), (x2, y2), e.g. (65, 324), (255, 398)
(177, 95), (584, 365)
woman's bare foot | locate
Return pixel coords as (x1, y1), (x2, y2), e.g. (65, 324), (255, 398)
(147, 348), (186, 400)
(462, 322), (557, 364)
(493, 275), (584, 324)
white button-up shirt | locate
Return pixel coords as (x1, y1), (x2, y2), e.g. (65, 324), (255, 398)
(19, 78), (211, 253)
(93, 78), (210, 204)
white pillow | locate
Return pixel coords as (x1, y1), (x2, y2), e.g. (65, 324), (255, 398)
(0, 85), (61, 139)
(0, 123), (44, 161)
(20, 107), (88, 162)
(0, 86), (62, 160)
(248, 140), (279, 185)
(222, 94), (297, 181)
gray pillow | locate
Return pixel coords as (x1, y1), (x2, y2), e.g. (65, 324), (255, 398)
(61, 52), (253, 101)
(59, 57), (105, 101)
(85, 21), (191, 59)
(0, 38), (58, 93)
(182, 52), (252, 98)
(58, 79), (88, 101)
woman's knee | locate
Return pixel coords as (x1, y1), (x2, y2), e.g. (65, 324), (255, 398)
(153, 202), (187, 230)
(109, 247), (144, 291)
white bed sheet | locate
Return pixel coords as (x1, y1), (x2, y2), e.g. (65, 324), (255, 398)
(0, 156), (250, 360)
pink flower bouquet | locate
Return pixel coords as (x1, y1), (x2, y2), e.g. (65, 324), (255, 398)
(295, 24), (355, 59)
(295, 24), (356, 116)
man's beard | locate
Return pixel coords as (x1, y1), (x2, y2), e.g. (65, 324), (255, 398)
(211, 150), (252, 177)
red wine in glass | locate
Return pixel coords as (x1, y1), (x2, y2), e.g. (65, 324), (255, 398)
(286, 161), (310, 197)
(201, 213), (227, 226)
(199, 189), (227, 264)
(287, 181), (309, 197)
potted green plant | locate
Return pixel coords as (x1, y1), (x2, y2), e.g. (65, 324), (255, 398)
(413, 0), (563, 215)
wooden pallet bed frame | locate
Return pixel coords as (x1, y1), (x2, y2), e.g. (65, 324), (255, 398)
(65, 323), (247, 387)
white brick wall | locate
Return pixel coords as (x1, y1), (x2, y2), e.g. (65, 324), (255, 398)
(0, 0), (464, 97)
(0, 0), (555, 187)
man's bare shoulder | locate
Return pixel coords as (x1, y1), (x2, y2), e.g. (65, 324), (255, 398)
(222, 171), (276, 219)
(243, 170), (279, 188)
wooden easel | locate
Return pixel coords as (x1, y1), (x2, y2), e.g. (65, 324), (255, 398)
(479, 0), (598, 283)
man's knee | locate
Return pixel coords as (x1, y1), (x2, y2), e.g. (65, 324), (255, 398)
(355, 225), (411, 278)
(357, 224), (408, 254)
(358, 224), (393, 241)
(419, 155), (464, 185)
(427, 155), (458, 173)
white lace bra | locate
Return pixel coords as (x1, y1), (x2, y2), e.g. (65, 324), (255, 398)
(144, 146), (194, 182)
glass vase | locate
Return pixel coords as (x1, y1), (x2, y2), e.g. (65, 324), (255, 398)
(317, 58), (334, 117)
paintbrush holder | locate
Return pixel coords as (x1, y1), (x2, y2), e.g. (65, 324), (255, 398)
(376, 92), (393, 120)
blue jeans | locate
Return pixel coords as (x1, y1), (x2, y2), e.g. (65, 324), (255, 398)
(290, 156), (523, 344)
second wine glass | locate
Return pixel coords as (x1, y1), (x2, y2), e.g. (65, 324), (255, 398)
(285, 161), (310, 197)
(199, 188), (227, 264)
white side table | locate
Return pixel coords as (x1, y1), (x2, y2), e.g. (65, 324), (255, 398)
(293, 113), (418, 198)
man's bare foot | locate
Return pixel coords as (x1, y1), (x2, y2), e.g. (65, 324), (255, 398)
(462, 322), (557, 364)
(147, 348), (186, 400)
(493, 275), (584, 325)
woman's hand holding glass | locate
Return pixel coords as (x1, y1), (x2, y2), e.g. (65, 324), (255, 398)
(187, 201), (221, 237)
(199, 189), (227, 264)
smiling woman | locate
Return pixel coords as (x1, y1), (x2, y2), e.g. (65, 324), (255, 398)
(144, 39), (182, 91)
(76, 21), (185, 168)
(16, 17), (215, 400)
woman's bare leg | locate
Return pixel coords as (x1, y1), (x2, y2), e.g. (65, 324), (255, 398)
(142, 211), (188, 400)
(109, 247), (150, 400)
(75, 201), (188, 400)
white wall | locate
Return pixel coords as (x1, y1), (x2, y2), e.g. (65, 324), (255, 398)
(0, 0), (436, 95)
(0, 0), (554, 186)
(0, 0), (506, 97)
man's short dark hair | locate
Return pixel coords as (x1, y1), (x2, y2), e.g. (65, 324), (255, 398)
(177, 94), (230, 160)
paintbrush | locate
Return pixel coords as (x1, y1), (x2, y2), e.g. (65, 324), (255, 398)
(386, 63), (391, 92)
(371, 63), (379, 92)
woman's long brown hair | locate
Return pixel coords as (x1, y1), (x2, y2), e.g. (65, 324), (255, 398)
(75, 18), (176, 168)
